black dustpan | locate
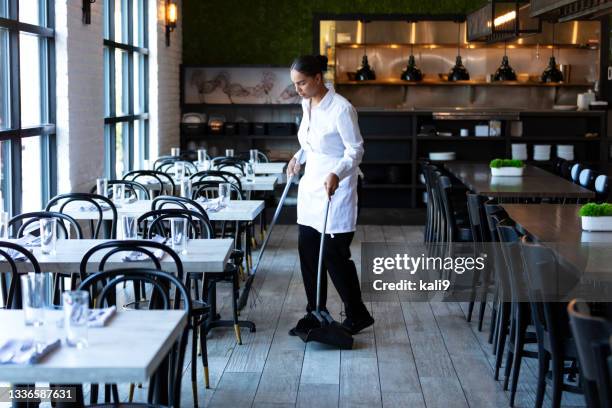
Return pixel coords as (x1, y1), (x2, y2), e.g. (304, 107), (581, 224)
(296, 199), (354, 350)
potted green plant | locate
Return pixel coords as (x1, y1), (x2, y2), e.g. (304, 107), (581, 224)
(489, 159), (524, 177)
(579, 203), (612, 231)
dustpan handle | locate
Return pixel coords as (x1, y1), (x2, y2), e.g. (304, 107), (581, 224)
(316, 199), (331, 313)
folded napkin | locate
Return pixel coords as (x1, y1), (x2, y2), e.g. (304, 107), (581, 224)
(87, 306), (116, 327)
(3, 235), (39, 261)
(196, 197), (227, 213)
(0, 337), (61, 365)
(122, 235), (167, 262)
(79, 201), (112, 212)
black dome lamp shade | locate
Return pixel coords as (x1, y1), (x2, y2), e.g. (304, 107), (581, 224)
(401, 42), (423, 81)
(493, 42), (517, 81)
(356, 20), (376, 81)
(448, 22), (470, 81)
(541, 24), (563, 83)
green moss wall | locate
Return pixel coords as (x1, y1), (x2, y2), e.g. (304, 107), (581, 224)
(182, 0), (485, 65)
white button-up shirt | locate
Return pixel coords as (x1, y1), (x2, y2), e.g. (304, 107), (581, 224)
(294, 85), (364, 234)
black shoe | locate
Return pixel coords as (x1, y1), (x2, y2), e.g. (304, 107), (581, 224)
(341, 314), (375, 335)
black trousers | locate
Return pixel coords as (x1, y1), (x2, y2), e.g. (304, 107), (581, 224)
(298, 224), (369, 320)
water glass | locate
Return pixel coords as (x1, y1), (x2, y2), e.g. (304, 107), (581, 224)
(96, 178), (108, 197)
(0, 211), (9, 239)
(174, 162), (185, 181)
(171, 147), (181, 157)
(249, 149), (259, 164)
(63, 291), (89, 348)
(225, 148), (234, 158)
(21, 273), (45, 326)
(180, 178), (192, 199)
(170, 218), (188, 255)
(246, 163), (255, 182)
(113, 183), (125, 206)
(40, 218), (57, 255)
(218, 183), (231, 204)
(197, 149), (208, 164)
(120, 215), (138, 240)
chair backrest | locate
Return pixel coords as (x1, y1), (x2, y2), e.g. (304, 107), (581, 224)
(497, 223), (526, 303)
(579, 168), (595, 190)
(90, 179), (150, 201)
(466, 193), (491, 243)
(79, 240), (184, 283)
(436, 175), (457, 242)
(77, 267), (190, 408)
(568, 299), (612, 408)
(256, 151), (269, 163)
(137, 208), (214, 240)
(217, 163), (245, 176)
(0, 241), (41, 309)
(123, 170), (176, 196)
(521, 243), (574, 353)
(594, 175), (609, 202)
(9, 211), (83, 239)
(151, 195), (212, 230)
(192, 180), (243, 201)
(190, 170), (242, 191)
(156, 159), (198, 176)
(212, 156), (245, 170)
(571, 163), (584, 183)
(46, 193), (117, 239)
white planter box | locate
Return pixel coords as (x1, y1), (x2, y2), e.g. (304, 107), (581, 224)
(490, 167), (524, 177)
(581, 216), (612, 232)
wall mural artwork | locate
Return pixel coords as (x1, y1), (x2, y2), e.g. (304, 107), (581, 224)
(183, 67), (300, 104)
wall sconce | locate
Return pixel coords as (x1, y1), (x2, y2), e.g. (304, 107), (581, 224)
(165, 0), (178, 47)
(82, 0), (96, 24)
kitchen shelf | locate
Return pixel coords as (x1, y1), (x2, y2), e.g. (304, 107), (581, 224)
(336, 79), (593, 87)
(363, 135), (412, 140)
(334, 43), (596, 50)
(510, 137), (601, 142)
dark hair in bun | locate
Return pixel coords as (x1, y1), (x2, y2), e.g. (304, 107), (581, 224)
(290, 55), (328, 77)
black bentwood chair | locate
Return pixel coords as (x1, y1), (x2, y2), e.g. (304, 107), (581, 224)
(568, 300), (612, 408)
(46, 193), (118, 239)
(124, 170), (177, 196)
(79, 239), (211, 407)
(0, 241), (41, 309)
(78, 268), (191, 408)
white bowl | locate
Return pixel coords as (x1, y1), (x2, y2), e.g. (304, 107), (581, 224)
(429, 152), (456, 161)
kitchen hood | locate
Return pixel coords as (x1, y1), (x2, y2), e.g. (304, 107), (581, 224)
(530, 0), (612, 23)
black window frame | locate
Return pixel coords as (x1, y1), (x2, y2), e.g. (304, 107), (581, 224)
(103, 0), (149, 179)
(0, 0), (56, 216)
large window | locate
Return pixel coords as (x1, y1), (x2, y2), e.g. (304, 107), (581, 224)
(0, 0), (56, 215)
(104, 0), (149, 178)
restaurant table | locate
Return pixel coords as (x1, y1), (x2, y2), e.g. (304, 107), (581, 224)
(0, 238), (233, 274)
(444, 162), (594, 199)
(501, 203), (612, 285)
(49, 199), (265, 222)
(0, 309), (187, 406)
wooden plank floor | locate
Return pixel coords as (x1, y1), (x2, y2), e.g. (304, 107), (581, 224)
(0, 225), (587, 408)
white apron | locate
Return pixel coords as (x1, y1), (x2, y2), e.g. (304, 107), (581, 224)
(297, 152), (358, 234)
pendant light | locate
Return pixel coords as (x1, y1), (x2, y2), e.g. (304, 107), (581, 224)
(356, 20), (376, 81)
(401, 45), (423, 81)
(448, 22), (470, 81)
(493, 42), (517, 81)
(541, 23), (563, 83)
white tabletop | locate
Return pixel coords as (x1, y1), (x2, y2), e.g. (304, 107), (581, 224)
(50, 199), (264, 222)
(239, 175), (277, 191)
(197, 162), (286, 176)
(0, 238), (233, 273)
(0, 310), (187, 384)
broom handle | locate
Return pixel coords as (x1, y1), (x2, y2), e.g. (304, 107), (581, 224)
(316, 199), (331, 313)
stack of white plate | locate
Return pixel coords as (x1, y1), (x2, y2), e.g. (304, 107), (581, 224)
(429, 152), (456, 161)
(511, 144), (528, 160)
(556, 145), (574, 161)
(533, 144), (551, 161)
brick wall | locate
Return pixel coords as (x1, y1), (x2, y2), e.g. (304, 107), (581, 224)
(55, 0), (182, 193)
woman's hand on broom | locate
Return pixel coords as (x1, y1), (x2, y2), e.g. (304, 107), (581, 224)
(324, 173), (339, 198)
